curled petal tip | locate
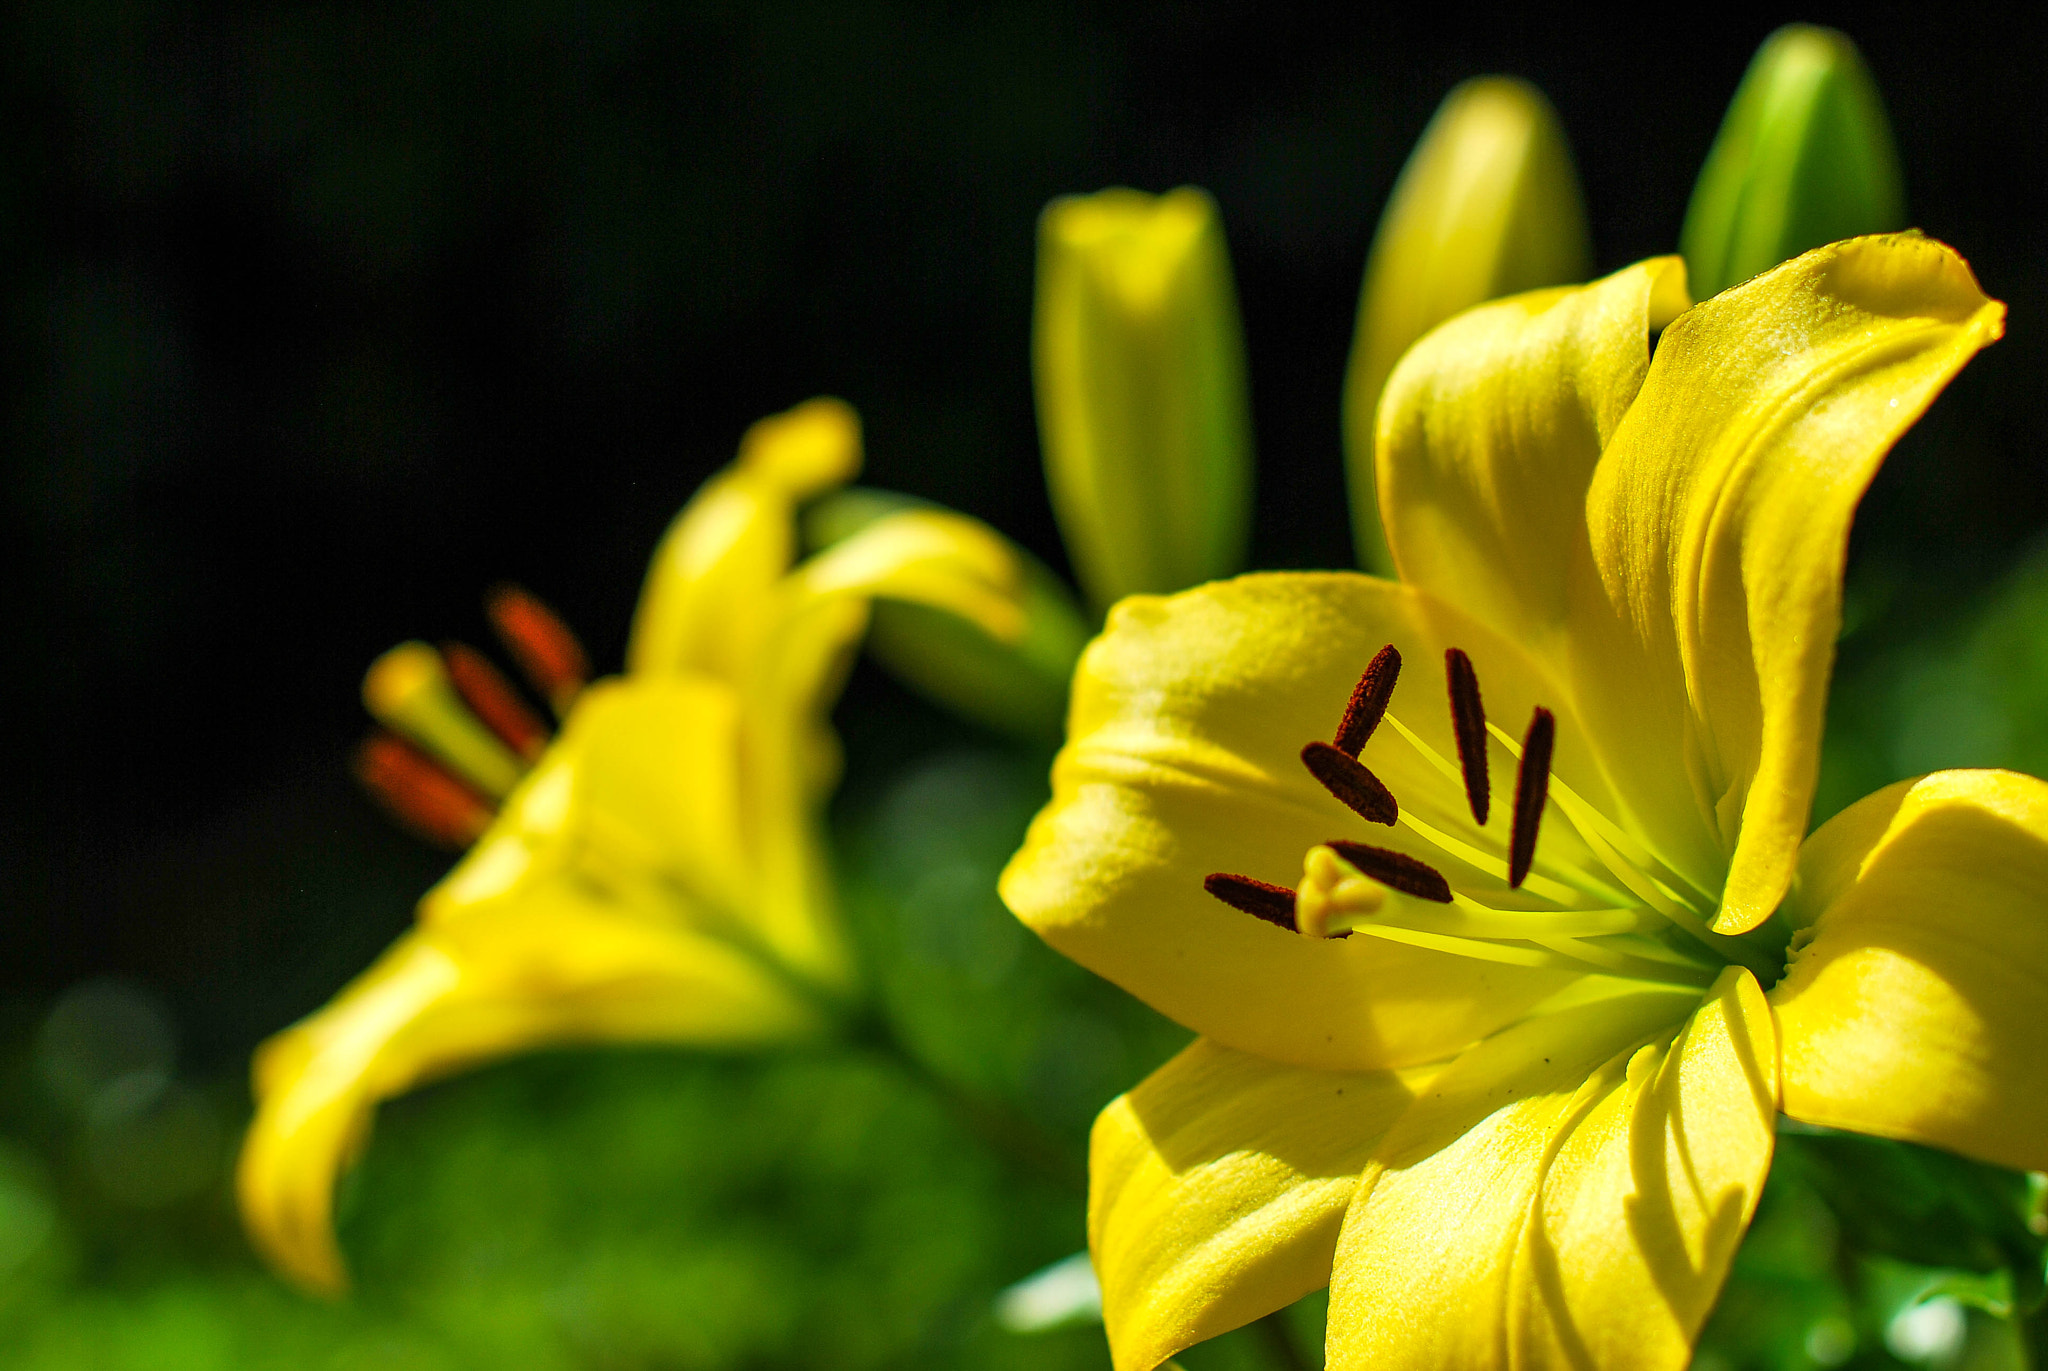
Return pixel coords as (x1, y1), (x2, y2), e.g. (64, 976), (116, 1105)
(236, 900), (835, 1293)
(237, 937), (464, 1295)
(739, 396), (863, 498)
(793, 508), (1032, 644)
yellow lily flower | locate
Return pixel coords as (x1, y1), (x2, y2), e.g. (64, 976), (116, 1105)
(1000, 234), (2040, 1370)
(240, 397), (1031, 1295)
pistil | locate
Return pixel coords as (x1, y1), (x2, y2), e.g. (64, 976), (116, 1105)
(1289, 847), (1713, 985)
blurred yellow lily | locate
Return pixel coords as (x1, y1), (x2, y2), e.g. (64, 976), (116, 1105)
(241, 397), (1031, 1294)
(1001, 235), (2045, 1370)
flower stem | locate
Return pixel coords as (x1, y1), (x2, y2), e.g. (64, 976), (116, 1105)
(2022, 1299), (2048, 1370)
(845, 1009), (1087, 1194)
(1253, 1309), (1313, 1371)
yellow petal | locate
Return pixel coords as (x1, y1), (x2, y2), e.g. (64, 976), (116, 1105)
(737, 394), (863, 497)
(429, 667), (854, 997)
(1091, 1039), (1430, 1371)
(1347, 76), (1594, 573)
(626, 397), (862, 680)
(1378, 257), (1689, 668)
(1327, 971), (1774, 1371)
(1771, 769), (2048, 1173)
(1000, 573), (1620, 1072)
(738, 593), (871, 992)
(1575, 235), (2003, 930)
(784, 507), (1028, 645)
(422, 676), (754, 927)
(237, 899), (823, 1294)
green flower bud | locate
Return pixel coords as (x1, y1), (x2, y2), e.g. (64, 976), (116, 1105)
(1034, 187), (1254, 612)
(1343, 78), (1592, 574)
(1682, 24), (1906, 301)
(803, 488), (1090, 743)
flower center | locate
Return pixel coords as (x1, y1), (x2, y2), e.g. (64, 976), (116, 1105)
(1203, 645), (1775, 988)
(357, 585), (590, 850)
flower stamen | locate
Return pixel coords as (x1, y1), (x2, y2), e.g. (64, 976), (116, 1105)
(354, 732), (494, 849)
(442, 642), (550, 762)
(1334, 645), (1402, 757)
(1301, 741), (1399, 825)
(486, 584), (590, 718)
(1508, 707), (1554, 889)
(1294, 848), (1711, 984)
(363, 642), (529, 799)
(1445, 648), (1489, 824)
(1482, 718), (1717, 913)
(1203, 873), (1298, 931)
(1325, 839), (1452, 903)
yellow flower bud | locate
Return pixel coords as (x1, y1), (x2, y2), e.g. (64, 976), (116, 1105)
(1343, 77), (1592, 573)
(1682, 25), (1905, 301)
(1034, 186), (1253, 612)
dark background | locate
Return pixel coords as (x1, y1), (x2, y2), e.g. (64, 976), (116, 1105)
(4, 1), (2045, 1068)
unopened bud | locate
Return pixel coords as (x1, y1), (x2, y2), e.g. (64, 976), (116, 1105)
(1343, 78), (1591, 573)
(1034, 186), (1253, 612)
(1681, 25), (1905, 301)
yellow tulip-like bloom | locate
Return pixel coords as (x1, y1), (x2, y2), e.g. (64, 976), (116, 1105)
(241, 397), (1032, 1294)
(1001, 235), (2043, 1370)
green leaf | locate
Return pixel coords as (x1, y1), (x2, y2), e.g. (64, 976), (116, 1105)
(1775, 1120), (2044, 1290)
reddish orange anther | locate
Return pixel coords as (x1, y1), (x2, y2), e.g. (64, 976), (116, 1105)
(441, 642), (549, 761)
(486, 584), (590, 717)
(354, 731), (494, 849)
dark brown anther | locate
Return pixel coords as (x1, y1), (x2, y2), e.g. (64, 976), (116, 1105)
(1508, 707), (1555, 889)
(1334, 645), (1402, 757)
(1301, 741), (1399, 826)
(1204, 873), (1298, 931)
(442, 642), (550, 761)
(1327, 840), (1454, 904)
(486, 583), (591, 719)
(1445, 648), (1489, 825)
